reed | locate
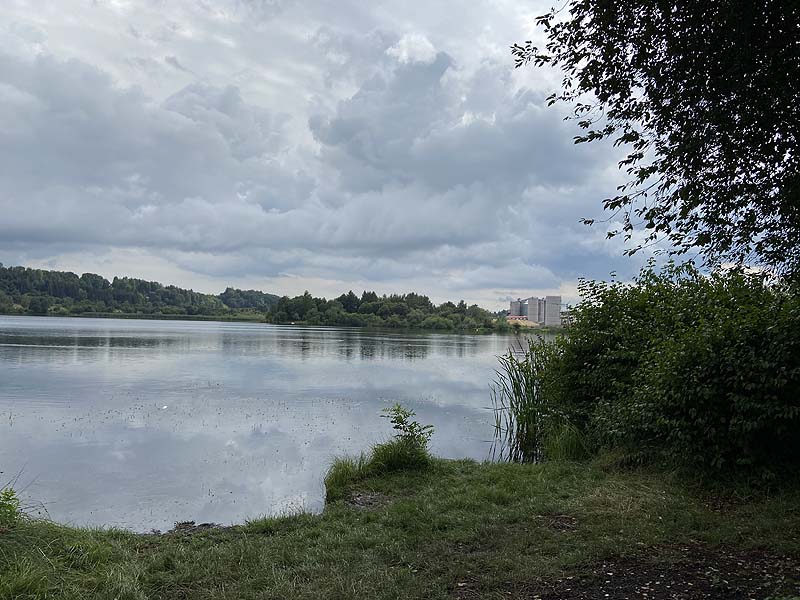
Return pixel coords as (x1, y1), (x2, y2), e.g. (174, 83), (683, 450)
(491, 338), (582, 463)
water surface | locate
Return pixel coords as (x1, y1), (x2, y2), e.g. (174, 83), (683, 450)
(0, 316), (522, 531)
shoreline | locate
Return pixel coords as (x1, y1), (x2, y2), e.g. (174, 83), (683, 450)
(2, 458), (798, 598)
(0, 312), (562, 335)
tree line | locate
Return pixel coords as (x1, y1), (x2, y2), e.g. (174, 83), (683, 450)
(0, 264), (507, 331)
(0, 264), (278, 318)
(268, 290), (506, 331)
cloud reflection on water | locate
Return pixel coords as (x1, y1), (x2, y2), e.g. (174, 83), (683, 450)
(0, 316), (518, 531)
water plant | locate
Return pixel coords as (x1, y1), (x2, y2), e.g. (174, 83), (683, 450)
(490, 338), (582, 463)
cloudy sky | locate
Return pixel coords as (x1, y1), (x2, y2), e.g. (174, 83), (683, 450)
(0, 0), (644, 309)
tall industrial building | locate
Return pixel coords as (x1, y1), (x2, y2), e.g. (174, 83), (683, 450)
(508, 295), (562, 327)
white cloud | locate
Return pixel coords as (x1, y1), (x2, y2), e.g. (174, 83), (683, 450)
(386, 32), (437, 64)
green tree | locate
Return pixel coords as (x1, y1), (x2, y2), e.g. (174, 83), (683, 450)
(337, 291), (360, 313)
(515, 1), (800, 276)
(27, 296), (52, 315)
(0, 291), (11, 311)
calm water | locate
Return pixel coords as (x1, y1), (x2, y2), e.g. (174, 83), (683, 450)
(0, 316), (523, 531)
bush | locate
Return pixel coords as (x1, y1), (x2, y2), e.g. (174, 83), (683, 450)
(494, 262), (800, 476)
(324, 405), (434, 501)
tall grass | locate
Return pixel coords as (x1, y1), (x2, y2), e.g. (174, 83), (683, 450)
(324, 438), (433, 501)
(324, 405), (435, 501)
(491, 338), (585, 463)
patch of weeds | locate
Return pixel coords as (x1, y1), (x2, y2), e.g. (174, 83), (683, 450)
(244, 511), (317, 535)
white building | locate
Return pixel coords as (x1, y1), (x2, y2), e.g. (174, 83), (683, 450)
(508, 295), (562, 327)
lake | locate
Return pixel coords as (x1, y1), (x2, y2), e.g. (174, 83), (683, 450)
(0, 315), (525, 531)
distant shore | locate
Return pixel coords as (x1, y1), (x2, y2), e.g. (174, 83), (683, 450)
(0, 311), (267, 323)
(0, 312), (563, 334)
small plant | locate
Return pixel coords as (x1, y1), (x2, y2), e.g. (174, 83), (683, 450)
(375, 404), (434, 472)
(0, 487), (21, 527)
(381, 404), (434, 448)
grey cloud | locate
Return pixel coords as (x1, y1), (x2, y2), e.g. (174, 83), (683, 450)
(0, 51), (313, 248)
(163, 82), (290, 159)
(310, 52), (609, 194)
(164, 55), (191, 73)
(0, 1), (644, 307)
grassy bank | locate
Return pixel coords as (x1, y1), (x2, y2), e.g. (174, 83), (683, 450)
(2, 459), (799, 599)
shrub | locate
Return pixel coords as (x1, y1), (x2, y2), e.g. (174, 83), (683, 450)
(381, 404), (434, 447)
(566, 262), (800, 474)
(493, 261), (800, 476)
(618, 276), (800, 472)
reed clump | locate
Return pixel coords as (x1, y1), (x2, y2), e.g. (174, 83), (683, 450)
(490, 337), (586, 463)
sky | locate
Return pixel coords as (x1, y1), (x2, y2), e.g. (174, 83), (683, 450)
(0, 0), (645, 309)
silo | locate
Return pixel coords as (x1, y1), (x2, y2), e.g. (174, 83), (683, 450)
(544, 296), (562, 327)
(526, 297), (540, 323)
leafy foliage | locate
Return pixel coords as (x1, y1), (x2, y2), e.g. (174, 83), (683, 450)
(382, 404), (434, 447)
(217, 287), (280, 310)
(0, 264), (504, 331)
(565, 262), (800, 474)
(513, 2), (800, 276)
(269, 290), (504, 331)
(495, 263), (800, 476)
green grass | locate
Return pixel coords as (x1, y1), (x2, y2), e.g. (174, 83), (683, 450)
(1, 460), (799, 599)
(325, 438), (432, 502)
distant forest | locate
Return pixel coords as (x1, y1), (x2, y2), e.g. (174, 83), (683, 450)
(0, 264), (507, 331)
(270, 291), (505, 331)
(0, 264), (278, 319)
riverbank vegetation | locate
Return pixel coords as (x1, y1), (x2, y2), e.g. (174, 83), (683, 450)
(325, 405), (435, 502)
(492, 261), (800, 479)
(3, 401), (800, 598)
